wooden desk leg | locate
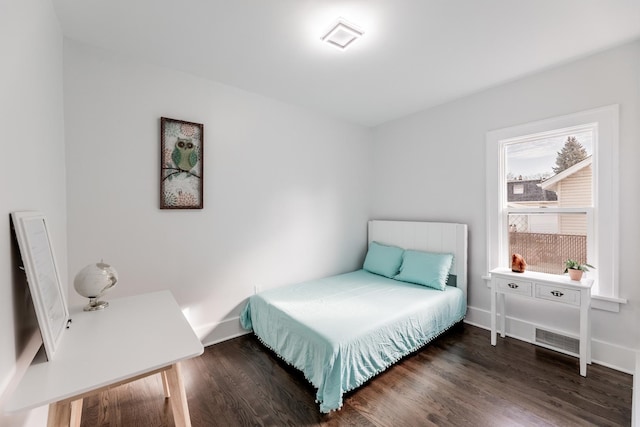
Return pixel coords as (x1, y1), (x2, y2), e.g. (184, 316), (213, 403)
(47, 398), (83, 427)
(161, 370), (171, 398)
(69, 399), (83, 427)
(164, 362), (192, 427)
(48, 400), (69, 427)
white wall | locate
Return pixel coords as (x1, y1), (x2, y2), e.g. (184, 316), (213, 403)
(372, 40), (640, 371)
(63, 40), (372, 344)
(0, 0), (67, 425)
(2, 4), (636, 423)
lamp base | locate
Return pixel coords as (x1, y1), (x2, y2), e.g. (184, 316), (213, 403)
(84, 298), (109, 311)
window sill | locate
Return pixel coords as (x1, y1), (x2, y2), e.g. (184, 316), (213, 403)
(482, 274), (626, 312)
(591, 294), (627, 312)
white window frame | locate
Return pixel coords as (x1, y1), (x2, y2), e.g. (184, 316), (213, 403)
(486, 105), (625, 311)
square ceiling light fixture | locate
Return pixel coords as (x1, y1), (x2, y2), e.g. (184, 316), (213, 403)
(321, 18), (364, 50)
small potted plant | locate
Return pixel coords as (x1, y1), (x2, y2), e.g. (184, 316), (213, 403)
(563, 259), (595, 281)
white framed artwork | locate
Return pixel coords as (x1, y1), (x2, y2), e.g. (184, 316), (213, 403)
(11, 211), (68, 360)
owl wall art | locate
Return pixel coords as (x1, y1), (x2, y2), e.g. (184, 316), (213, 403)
(160, 117), (204, 209)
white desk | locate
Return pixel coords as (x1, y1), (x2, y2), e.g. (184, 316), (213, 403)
(489, 268), (593, 377)
(5, 290), (204, 427)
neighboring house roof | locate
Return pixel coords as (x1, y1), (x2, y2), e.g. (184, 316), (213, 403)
(539, 156), (592, 192)
(507, 179), (557, 202)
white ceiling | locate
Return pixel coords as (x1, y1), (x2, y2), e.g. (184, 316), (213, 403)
(53, 0), (640, 127)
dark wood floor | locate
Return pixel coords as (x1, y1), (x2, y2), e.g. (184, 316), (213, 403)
(80, 324), (632, 426)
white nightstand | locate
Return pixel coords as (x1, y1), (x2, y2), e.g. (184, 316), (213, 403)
(489, 267), (593, 376)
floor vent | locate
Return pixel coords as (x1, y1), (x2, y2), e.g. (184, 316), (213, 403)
(535, 328), (579, 355)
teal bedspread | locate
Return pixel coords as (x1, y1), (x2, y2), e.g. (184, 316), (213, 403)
(240, 269), (466, 413)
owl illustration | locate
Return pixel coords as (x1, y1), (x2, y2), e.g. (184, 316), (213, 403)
(172, 138), (198, 172)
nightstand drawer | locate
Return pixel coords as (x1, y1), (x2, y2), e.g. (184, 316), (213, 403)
(495, 277), (533, 296)
(535, 283), (580, 306)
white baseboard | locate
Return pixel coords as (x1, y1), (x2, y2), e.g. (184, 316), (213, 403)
(195, 308), (635, 374)
(465, 305), (636, 374)
(194, 316), (250, 347)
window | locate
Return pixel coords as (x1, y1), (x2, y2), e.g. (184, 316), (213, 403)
(486, 105), (623, 310)
(504, 125), (594, 275)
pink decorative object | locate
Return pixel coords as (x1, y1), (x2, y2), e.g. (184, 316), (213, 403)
(511, 253), (527, 273)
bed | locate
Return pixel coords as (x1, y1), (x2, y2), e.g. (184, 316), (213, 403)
(240, 220), (468, 413)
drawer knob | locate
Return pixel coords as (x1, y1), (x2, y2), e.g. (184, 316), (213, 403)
(507, 283), (519, 289)
(550, 290), (564, 297)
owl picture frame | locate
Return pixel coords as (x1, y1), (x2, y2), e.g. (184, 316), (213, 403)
(160, 117), (204, 209)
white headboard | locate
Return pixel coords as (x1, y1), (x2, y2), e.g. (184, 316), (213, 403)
(368, 220), (468, 298)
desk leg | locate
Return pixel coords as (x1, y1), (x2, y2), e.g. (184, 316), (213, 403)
(164, 362), (192, 427)
(47, 398), (83, 427)
(490, 283), (497, 346)
(69, 399), (83, 427)
(161, 370), (171, 398)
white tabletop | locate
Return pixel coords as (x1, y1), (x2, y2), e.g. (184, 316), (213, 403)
(490, 267), (594, 290)
(5, 290), (204, 413)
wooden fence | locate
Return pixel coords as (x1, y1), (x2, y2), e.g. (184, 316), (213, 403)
(509, 232), (587, 274)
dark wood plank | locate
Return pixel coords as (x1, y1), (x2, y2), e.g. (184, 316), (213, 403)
(80, 324), (632, 426)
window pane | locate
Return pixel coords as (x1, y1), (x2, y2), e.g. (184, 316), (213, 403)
(508, 213), (587, 274)
(505, 129), (593, 208)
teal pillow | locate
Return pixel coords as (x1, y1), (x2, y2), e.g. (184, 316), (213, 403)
(395, 250), (453, 291)
(363, 241), (404, 278)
